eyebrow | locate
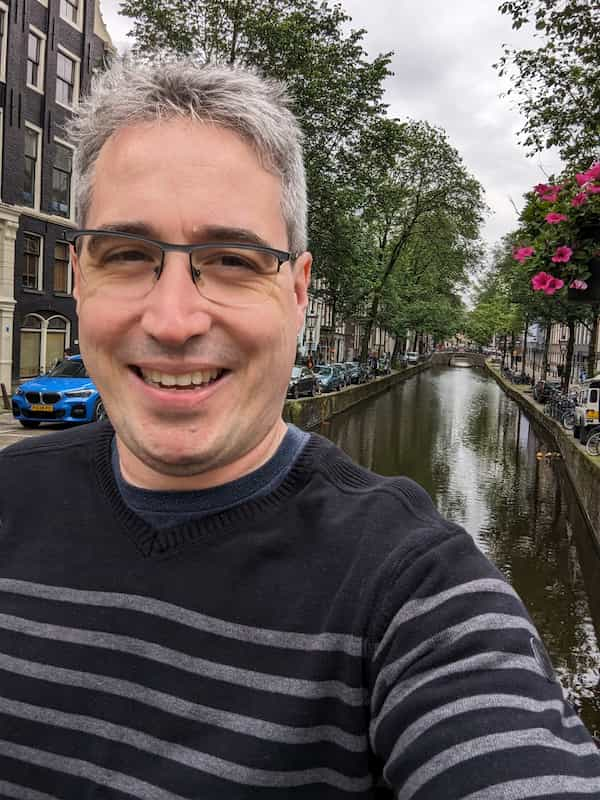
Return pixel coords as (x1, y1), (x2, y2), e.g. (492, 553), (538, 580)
(94, 222), (276, 250)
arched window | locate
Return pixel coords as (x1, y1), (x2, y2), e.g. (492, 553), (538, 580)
(19, 314), (43, 378)
(18, 313), (70, 377)
(45, 315), (68, 372)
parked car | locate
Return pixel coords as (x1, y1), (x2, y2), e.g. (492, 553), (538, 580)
(344, 362), (361, 384)
(333, 362), (351, 387)
(314, 364), (345, 393)
(406, 351), (419, 365)
(287, 365), (319, 399)
(573, 376), (600, 443)
(11, 355), (106, 428)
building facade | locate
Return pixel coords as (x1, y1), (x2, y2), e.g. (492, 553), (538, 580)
(0, 0), (112, 388)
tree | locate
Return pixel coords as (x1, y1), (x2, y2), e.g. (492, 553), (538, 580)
(118, 0), (392, 316)
(496, 0), (600, 165)
(355, 117), (485, 361)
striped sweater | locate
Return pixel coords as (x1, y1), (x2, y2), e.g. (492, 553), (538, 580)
(0, 421), (598, 799)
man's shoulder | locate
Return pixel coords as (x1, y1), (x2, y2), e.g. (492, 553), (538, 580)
(306, 432), (439, 516)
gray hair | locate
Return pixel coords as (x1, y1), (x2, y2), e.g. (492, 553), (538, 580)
(67, 58), (308, 252)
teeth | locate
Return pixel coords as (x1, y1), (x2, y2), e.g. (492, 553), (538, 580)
(140, 368), (222, 388)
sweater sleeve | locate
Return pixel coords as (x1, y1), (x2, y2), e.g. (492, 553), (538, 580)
(366, 526), (600, 799)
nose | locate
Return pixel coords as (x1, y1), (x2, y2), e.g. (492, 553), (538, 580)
(139, 251), (214, 345)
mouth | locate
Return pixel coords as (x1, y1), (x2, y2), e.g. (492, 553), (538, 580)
(130, 365), (228, 390)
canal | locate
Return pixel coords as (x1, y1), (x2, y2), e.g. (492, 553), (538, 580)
(319, 365), (600, 735)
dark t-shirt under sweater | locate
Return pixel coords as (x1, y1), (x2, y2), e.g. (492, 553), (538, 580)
(0, 420), (598, 798)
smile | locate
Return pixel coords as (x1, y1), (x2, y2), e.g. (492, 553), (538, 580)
(131, 366), (227, 390)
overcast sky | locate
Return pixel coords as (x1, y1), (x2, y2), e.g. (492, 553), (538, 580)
(98, 0), (563, 254)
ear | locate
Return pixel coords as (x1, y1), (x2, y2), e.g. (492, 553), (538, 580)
(70, 243), (82, 313)
(293, 251), (312, 334)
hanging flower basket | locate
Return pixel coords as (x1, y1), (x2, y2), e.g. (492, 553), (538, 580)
(513, 163), (600, 302)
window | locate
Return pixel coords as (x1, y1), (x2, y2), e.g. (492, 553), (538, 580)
(23, 126), (41, 208)
(27, 28), (45, 92)
(0, 3), (8, 84)
(56, 50), (78, 107)
(46, 316), (68, 372)
(50, 142), (73, 217)
(19, 315), (42, 378)
(60, 0), (80, 27)
(23, 233), (42, 290)
(53, 241), (70, 292)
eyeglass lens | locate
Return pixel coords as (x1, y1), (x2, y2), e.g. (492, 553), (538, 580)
(76, 233), (281, 306)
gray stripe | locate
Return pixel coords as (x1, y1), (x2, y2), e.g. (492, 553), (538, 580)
(372, 613), (537, 711)
(0, 780), (61, 800)
(0, 739), (189, 800)
(0, 612), (364, 706)
(395, 729), (600, 800)
(0, 696), (369, 790)
(0, 652), (365, 752)
(371, 651), (543, 743)
(386, 694), (583, 767)
(0, 737), (373, 793)
(374, 578), (516, 660)
(461, 775), (600, 799)
(0, 578), (362, 655)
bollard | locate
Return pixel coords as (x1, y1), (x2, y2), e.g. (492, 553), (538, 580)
(1, 383), (9, 410)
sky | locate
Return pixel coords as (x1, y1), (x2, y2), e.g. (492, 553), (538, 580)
(97, 0), (563, 255)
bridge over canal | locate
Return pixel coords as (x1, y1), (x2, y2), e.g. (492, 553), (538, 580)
(430, 351), (486, 368)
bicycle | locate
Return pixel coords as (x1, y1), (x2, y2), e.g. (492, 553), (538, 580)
(586, 429), (600, 456)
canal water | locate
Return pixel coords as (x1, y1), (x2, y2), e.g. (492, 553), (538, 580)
(319, 365), (600, 735)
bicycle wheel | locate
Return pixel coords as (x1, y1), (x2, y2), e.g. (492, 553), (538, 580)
(586, 432), (600, 456)
(562, 411), (576, 431)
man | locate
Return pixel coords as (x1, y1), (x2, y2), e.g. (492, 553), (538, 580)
(0, 60), (598, 798)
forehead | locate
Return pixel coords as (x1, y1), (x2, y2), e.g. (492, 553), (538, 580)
(86, 119), (286, 243)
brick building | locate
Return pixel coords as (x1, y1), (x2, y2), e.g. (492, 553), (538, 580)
(0, 0), (112, 388)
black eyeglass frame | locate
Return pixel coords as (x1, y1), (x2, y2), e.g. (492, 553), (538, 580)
(64, 229), (301, 281)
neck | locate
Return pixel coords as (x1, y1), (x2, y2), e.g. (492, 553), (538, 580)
(116, 419), (288, 491)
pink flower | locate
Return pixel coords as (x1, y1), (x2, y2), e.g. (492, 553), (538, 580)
(572, 192), (588, 207)
(545, 276), (565, 294)
(545, 212), (568, 224)
(541, 192), (559, 202)
(531, 272), (564, 295)
(576, 164), (600, 185)
(534, 183), (550, 196)
(551, 246), (573, 263)
(586, 183), (600, 194)
(513, 246), (535, 262)
(570, 280), (588, 290)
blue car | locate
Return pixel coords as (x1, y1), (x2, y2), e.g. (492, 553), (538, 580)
(12, 355), (106, 428)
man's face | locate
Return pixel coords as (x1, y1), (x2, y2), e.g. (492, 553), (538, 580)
(73, 119), (311, 488)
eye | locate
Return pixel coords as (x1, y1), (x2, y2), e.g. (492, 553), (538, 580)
(104, 248), (156, 263)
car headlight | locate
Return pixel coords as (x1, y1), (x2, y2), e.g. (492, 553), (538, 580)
(64, 389), (94, 398)
(16, 387), (24, 395)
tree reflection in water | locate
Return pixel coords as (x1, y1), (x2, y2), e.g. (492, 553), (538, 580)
(320, 366), (600, 734)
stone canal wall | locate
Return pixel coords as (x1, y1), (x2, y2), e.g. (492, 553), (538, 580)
(486, 363), (600, 551)
(283, 361), (430, 430)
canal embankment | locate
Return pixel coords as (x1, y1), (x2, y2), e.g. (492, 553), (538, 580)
(486, 361), (600, 552)
(283, 361), (430, 430)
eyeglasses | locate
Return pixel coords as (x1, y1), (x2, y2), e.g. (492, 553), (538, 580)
(66, 230), (300, 307)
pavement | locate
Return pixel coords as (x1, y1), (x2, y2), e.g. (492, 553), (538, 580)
(0, 410), (62, 449)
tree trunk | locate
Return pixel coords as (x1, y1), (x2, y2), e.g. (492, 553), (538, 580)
(588, 305), (600, 378)
(542, 322), (551, 381)
(510, 331), (515, 369)
(359, 292), (380, 363)
(502, 334), (508, 367)
(521, 316), (529, 378)
(412, 331), (418, 351)
(563, 319), (575, 392)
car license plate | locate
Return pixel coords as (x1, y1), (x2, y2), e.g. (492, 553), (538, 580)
(30, 404), (53, 412)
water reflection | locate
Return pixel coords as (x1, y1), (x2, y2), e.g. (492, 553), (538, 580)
(320, 366), (600, 733)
